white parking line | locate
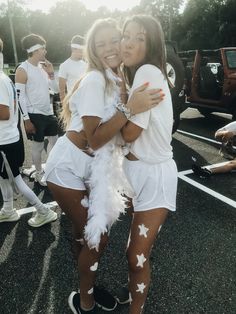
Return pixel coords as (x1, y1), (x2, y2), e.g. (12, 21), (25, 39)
(17, 201), (58, 216)
(178, 163), (236, 208)
(177, 129), (236, 149)
(177, 129), (220, 144)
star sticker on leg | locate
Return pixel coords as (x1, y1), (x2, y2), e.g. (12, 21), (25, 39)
(138, 224), (149, 238)
(136, 253), (147, 268)
(127, 233), (131, 249)
(136, 283), (146, 294)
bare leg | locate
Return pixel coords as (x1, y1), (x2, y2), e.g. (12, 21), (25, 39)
(127, 208), (168, 314)
(47, 182), (109, 310)
(211, 160), (236, 174)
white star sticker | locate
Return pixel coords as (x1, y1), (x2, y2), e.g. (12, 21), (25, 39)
(88, 287), (94, 294)
(138, 224), (149, 238)
(136, 283), (146, 294)
(90, 262), (98, 271)
(136, 253), (147, 268)
(127, 233), (131, 249)
(129, 292), (132, 303)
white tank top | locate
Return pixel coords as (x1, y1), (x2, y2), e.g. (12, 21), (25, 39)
(19, 61), (53, 115)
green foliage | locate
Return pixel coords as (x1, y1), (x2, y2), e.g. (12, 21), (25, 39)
(0, 0), (235, 65)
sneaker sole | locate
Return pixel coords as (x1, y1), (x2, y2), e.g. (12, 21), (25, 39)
(28, 213), (58, 228)
(68, 292), (81, 314)
(0, 216), (20, 223)
(114, 297), (130, 305)
(96, 301), (117, 311)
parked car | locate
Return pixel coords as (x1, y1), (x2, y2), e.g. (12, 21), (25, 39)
(166, 41), (185, 132)
(179, 48), (236, 119)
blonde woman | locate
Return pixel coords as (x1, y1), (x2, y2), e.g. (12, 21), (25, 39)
(44, 18), (163, 314)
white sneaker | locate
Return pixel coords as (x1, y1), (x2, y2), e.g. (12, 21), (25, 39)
(28, 209), (57, 227)
(0, 208), (20, 223)
(34, 171), (47, 186)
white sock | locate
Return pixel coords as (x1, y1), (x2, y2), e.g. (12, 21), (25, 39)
(31, 141), (44, 172)
(14, 175), (48, 215)
(0, 177), (14, 212)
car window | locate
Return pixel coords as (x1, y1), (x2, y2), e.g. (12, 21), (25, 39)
(225, 51), (236, 69)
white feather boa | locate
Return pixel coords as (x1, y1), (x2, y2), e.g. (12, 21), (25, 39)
(84, 69), (129, 250)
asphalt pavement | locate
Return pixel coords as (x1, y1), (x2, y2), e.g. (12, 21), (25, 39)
(0, 108), (235, 314)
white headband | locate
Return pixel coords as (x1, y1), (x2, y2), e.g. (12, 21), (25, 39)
(27, 44), (45, 53)
(71, 43), (84, 49)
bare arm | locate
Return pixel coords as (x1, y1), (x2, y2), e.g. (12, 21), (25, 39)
(121, 121), (143, 143)
(15, 67), (36, 134)
(0, 104), (10, 120)
(83, 112), (127, 151)
(59, 77), (67, 102)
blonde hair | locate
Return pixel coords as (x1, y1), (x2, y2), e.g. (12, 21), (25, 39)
(60, 18), (120, 129)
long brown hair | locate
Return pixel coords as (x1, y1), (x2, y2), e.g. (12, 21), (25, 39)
(60, 18), (120, 129)
(122, 15), (167, 87)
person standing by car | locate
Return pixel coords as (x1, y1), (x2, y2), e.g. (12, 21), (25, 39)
(0, 37), (57, 227)
(15, 33), (59, 186)
(58, 35), (87, 102)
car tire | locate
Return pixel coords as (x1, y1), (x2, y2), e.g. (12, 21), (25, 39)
(166, 48), (185, 134)
(198, 108), (213, 117)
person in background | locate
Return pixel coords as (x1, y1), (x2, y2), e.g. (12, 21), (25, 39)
(120, 15), (178, 313)
(192, 121), (236, 177)
(58, 35), (87, 102)
(0, 37), (57, 227)
(15, 33), (59, 186)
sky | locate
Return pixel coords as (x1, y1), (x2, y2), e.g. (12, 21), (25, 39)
(24, 0), (141, 12)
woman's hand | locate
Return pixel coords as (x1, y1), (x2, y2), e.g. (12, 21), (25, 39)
(126, 82), (165, 115)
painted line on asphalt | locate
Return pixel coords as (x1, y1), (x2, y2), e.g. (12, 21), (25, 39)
(17, 201), (58, 216)
(178, 161), (236, 208)
(177, 129), (236, 149)
(177, 129), (220, 144)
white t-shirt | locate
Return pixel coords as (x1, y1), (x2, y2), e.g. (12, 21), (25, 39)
(58, 58), (87, 92)
(217, 121), (236, 134)
(0, 71), (19, 145)
(128, 64), (173, 164)
(67, 70), (107, 132)
(19, 61), (53, 115)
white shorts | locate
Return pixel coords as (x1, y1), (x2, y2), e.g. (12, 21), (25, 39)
(123, 158), (178, 212)
(44, 135), (93, 190)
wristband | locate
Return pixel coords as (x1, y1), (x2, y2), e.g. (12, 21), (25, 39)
(116, 102), (132, 119)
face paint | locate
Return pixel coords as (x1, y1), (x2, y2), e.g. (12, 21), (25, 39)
(136, 253), (147, 268)
(138, 224), (149, 238)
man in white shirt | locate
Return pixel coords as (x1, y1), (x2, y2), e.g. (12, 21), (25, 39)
(15, 34), (59, 186)
(0, 37), (57, 226)
(58, 35), (87, 102)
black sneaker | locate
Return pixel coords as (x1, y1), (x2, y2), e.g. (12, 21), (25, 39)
(114, 286), (130, 304)
(94, 285), (117, 311)
(68, 291), (98, 314)
(192, 164), (212, 178)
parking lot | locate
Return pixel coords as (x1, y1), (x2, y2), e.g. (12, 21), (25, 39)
(0, 108), (235, 314)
